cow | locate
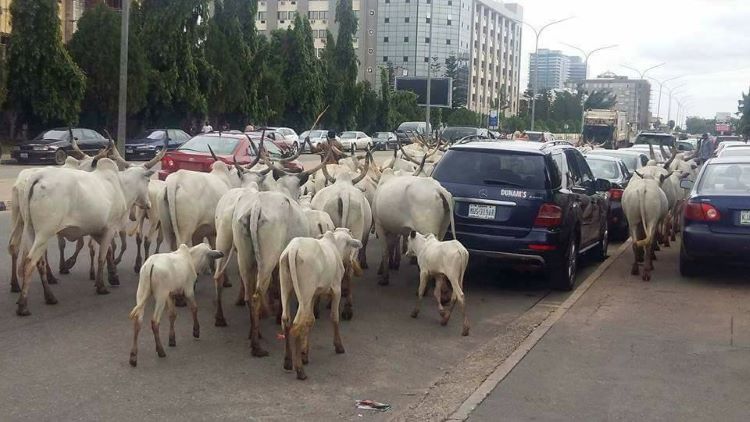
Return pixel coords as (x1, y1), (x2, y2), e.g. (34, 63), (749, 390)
(405, 230), (470, 336)
(373, 159), (456, 285)
(622, 174), (669, 281)
(131, 179), (168, 273)
(16, 158), (153, 315)
(313, 154), (373, 319)
(299, 194), (335, 237)
(128, 243), (224, 367)
(279, 228), (363, 380)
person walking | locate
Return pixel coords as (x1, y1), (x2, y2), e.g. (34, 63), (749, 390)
(698, 133), (713, 164)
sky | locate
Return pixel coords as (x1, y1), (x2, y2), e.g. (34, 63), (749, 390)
(512, 0), (750, 120)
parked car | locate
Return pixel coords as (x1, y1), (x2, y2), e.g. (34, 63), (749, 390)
(158, 132), (302, 181)
(441, 127), (494, 143)
(585, 149), (649, 173)
(256, 127), (295, 153)
(676, 140), (696, 152)
(339, 131), (373, 151)
(718, 145), (750, 158)
(623, 145), (666, 164)
(125, 129), (191, 161)
(397, 121), (431, 135)
(585, 155), (632, 240)
(373, 131), (398, 150)
(274, 127), (300, 150)
(680, 156), (750, 276)
(523, 131), (555, 142)
(715, 140), (748, 157)
(298, 129), (340, 152)
(632, 131), (676, 148)
(432, 140), (611, 290)
(12, 127), (108, 165)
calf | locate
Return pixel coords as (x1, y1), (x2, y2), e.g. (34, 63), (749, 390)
(405, 231), (470, 336)
(128, 244), (223, 367)
(279, 229), (363, 380)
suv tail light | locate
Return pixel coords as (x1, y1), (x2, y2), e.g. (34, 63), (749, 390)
(162, 156), (175, 170)
(684, 201), (721, 222)
(608, 188), (623, 201)
(534, 203), (562, 228)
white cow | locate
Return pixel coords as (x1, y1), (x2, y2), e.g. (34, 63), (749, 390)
(405, 231), (470, 336)
(279, 228), (363, 380)
(128, 243), (223, 367)
(313, 156), (373, 319)
(16, 158), (153, 315)
(373, 166), (456, 285)
(299, 194), (335, 237)
(131, 179), (167, 273)
(622, 175), (669, 281)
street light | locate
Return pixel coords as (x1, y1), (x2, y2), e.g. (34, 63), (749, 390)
(665, 83), (687, 125)
(561, 42), (618, 136)
(524, 16), (574, 130)
(116, 0), (131, 153)
(424, 0), (435, 134)
(648, 74), (683, 122)
(621, 63), (666, 131)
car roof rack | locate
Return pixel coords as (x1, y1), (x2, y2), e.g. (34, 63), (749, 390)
(541, 140), (574, 149)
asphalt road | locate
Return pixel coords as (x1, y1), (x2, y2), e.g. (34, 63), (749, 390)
(0, 218), (608, 420)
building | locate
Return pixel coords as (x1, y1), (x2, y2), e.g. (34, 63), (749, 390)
(377, 0), (523, 116)
(256, 0), (378, 85)
(571, 71), (651, 130)
(528, 49), (586, 91)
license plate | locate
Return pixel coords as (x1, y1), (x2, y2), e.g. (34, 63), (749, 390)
(741, 210), (750, 225)
(19, 153), (28, 159)
(126, 148), (134, 154)
(468, 203), (496, 220)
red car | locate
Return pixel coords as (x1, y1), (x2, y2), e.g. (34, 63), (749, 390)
(159, 132), (303, 181)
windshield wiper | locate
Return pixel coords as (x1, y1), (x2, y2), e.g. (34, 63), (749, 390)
(483, 179), (523, 187)
(177, 148), (203, 152)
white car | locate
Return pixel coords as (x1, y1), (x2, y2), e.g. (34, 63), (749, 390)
(339, 131), (373, 151)
(715, 140), (748, 157)
(299, 129), (340, 151)
(265, 127), (300, 152)
(717, 143), (750, 158)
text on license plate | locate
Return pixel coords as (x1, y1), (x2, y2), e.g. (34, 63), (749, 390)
(468, 203), (496, 220)
(741, 210), (750, 225)
(20, 153), (28, 158)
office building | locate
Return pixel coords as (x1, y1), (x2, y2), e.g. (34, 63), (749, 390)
(528, 48), (586, 91)
(256, 0), (378, 85)
(566, 55), (586, 83)
(377, 0), (523, 116)
(572, 71), (651, 129)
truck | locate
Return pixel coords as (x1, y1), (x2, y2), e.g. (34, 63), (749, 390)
(582, 109), (628, 148)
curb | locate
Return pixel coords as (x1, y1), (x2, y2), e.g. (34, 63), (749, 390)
(446, 239), (632, 421)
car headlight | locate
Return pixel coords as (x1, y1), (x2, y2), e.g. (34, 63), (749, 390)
(33, 145), (50, 151)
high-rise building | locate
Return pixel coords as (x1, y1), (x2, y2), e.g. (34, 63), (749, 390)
(528, 49), (587, 91)
(571, 72), (651, 129)
(256, 0), (378, 85)
(377, 0), (523, 116)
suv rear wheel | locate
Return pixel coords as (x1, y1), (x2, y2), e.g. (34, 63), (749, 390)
(548, 233), (578, 291)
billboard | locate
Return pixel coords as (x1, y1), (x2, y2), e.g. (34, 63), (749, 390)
(715, 123), (731, 133)
(394, 77), (453, 108)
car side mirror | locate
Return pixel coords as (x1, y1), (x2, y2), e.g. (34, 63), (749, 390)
(595, 178), (612, 192)
(680, 179), (694, 190)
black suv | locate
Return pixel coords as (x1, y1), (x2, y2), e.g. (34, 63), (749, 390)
(432, 141), (611, 290)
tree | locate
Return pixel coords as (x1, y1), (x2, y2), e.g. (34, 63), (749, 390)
(356, 81), (379, 134)
(390, 91), (421, 125)
(686, 116), (716, 135)
(69, 4), (149, 131)
(444, 55), (467, 107)
(331, 0), (359, 130)
(0, 52), (7, 109)
(584, 89), (617, 110)
(377, 67), (392, 129)
(738, 88), (750, 139)
(667, 120), (675, 130)
(281, 15), (324, 131)
(7, 0), (85, 129)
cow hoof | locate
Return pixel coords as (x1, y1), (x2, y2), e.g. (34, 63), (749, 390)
(10, 283), (20, 293)
(410, 309), (419, 318)
(129, 354), (137, 367)
(16, 306), (30, 317)
(235, 298), (246, 307)
(96, 286), (110, 295)
(193, 326), (200, 339)
(47, 276), (59, 285)
(335, 345), (345, 354)
(59, 267), (70, 275)
(642, 273), (651, 282)
(222, 280), (232, 288)
(296, 370), (307, 381)
(215, 317), (228, 327)
(251, 347), (269, 358)
(133, 266), (141, 274)
(284, 358), (293, 371)
(109, 276), (120, 286)
(169, 336), (176, 347)
(440, 317), (450, 326)
(461, 326), (470, 336)
(157, 348), (166, 358)
(341, 308), (353, 321)
(45, 295), (58, 305)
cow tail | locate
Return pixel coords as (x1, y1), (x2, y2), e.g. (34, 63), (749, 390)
(129, 262), (153, 321)
(248, 203), (263, 273)
(339, 192), (350, 230)
(167, 182), (181, 247)
(439, 188), (457, 240)
(288, 246), (301, 299)
(22, 174), (42, 245)
(635, 186), (651, 248)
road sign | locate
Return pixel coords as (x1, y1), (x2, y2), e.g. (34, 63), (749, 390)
(489, 110), (498, 128)
(394, 77), (453, 108)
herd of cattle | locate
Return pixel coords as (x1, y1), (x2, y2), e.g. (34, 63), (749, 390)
(7, 128), (466, 380)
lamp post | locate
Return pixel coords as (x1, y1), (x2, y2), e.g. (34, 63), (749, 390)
(424, 0), (435, 135)
(523, 17), (574, 131)
(116, 0), (131, 153)
(561, 43), (617, 136)
(621, 63), (665, 131)
(647, 74), (683, 123)
(665, 83), (687, 126)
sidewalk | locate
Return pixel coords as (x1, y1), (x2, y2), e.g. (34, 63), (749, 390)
(469, 244), (750, 421)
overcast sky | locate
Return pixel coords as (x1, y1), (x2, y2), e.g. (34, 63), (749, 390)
(513, 0), (750, 120)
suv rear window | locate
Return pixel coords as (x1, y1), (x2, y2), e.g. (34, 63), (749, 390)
(434, 150), (549, 189)
(634, 133), (675, 147)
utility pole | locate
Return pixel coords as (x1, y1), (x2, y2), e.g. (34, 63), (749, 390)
(523, 17), (574, 131)
(424, 0), (434, 135)
(116, 0), (131, 153)
(561, 43), (617, 136)
(647, 75), (682, 123)
(621, 63), (665, 131)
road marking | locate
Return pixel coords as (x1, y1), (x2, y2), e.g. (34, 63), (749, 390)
(446, 240), (632, 421)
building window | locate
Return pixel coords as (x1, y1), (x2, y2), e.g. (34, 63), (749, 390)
(426, 17), (431, 24)
(424, 57), (430, 62)
(425, 37), (430, 43)
(384, 17), (390, 23)
(384, 36), (389, 42)
(446, 39), (451, 45)
(447, 19), (452, 26)
(404, 36), (409, 42)
(403, 56), (409, 62)
(383, 56), (389, 62)
(448, 0), (452, 4)
(405, 17), (410, 23)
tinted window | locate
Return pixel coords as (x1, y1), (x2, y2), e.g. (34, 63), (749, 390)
(634, 133), (675, 146)
(586, 158), (620, 180)
(178, 136), (239, 155)
(442, 127), (478, 141)
(35, 130), (68, 141)
(698, 164), (750, 194)
(526, 132), (544, 142)
(433, 150), (548, 189)
(575, 153), (595, 183)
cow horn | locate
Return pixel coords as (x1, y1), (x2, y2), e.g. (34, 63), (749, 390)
(68, 127), (88, 159)
(659, 144), (671, 160)
(259, 152), (274, 175)
(322, 162), (336, 184)
(245, 138), (263, 171)
(663, 150), (677, 170)
(352, 151), (371, 185)
(634, 170), (644, 179)
(103, 129), (131, 168)
(143, 138), (168, 169)
(398, 138), (420, 164)
(300, 146), (333, 177)
(232, 156), (246, 175)
(246, 134), (259, 156)
(207, 144), (219, 162)
(412, 154), (428, 176)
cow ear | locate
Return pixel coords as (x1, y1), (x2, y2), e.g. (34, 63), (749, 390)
(208, 251), (224, 260)
(409, 230), (417, 239)
(348, 239), (363, 249)
(297, 173), (310, 186)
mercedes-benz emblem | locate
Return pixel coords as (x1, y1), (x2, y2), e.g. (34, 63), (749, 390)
(479, 189), (488, 199)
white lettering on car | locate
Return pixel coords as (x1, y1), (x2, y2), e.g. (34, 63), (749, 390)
(500, 189), (528, 199)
